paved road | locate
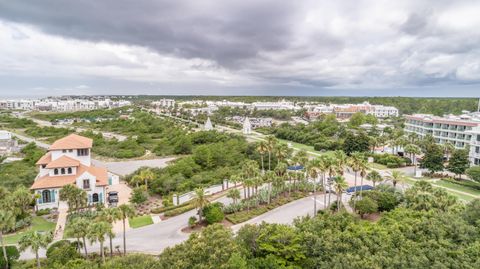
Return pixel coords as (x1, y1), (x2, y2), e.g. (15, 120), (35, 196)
(231, 193), (331, 232)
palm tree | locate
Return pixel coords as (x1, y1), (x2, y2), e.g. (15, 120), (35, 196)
(334, 150), (347, 175)
(332, 176), (349, 212)
(87, 221), (112, 264)
(366, 171), (383, 187)
(12, 187), (33, 216)
(262, 171), (275, 204)
(348, 152), (363, 210)
(244, 178), (254, 199)
(387, 170), (406, 189)
(118, 204), (135, 255)
(139, 169), (155, 189)
(275, 143), (290, 165)
(226, 188), (241, 205)
(266, 136), (277, 170)
(306, 159), (320, 215)
(18, 231), (53, 268)
(324, 155), (337, 208)
(192, 188), (209, 222)
(274, 163), (287, 194)
(67, 217), (90, 257)
(0, 210), (15, 269)
(130, 174), (143, 188)
(443, 142), (455, 161)
(257, 141), (268, 174)
(99, 208), (121, 257)
(317, 156), (329, 210)
(359, 162), (368, 198)
(404, 143), (421, 175)
(292, 150), (308, 191)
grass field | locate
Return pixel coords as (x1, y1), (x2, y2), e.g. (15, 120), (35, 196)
(129, 215), (154, 229)
(368, 163), (388, 170)
(434, 180), (480, 197)
(4, 216), (56, 245)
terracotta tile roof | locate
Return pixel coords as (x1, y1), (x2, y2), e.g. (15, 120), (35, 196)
(45, 155), (80, 169)
(31, 163), (108, 190)
(36, 152), (52, 165)
(49, 134), (93, 150)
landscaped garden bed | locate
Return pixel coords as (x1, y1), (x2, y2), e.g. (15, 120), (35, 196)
(225, 191), (308, 224)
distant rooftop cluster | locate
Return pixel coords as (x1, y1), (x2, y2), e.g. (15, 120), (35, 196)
(305, 101), (399, 120)
(0, 97), (131, 112)
(154, 99), (399, 120)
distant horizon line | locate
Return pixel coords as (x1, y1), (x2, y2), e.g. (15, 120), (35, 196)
(0, 94), (479, 99)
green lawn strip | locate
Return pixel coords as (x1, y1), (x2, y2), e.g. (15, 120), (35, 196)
(129, 215), (154, 228)
(406, 177), (479, 202)
(225, 192), (307, 224)
(4, 216), (56, 245)
(368, 163), (388, 170)
(432, 180), (480, 197)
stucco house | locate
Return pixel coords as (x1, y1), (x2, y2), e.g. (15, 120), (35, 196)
(31, 134), (117, 210)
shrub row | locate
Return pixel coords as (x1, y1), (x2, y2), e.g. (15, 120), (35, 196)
(225, 192), (306, 224)
(163, 203), (196, 217)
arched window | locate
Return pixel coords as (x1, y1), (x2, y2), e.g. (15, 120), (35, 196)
(42, 190), (51, 203)
(67, 167), (72, 174)
(54, 169), (58, 175)
(61, 168), (66, 174)
(92, 193), (99, 203)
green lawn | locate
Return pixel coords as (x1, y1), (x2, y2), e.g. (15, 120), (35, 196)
(433, 180), (480, 197)
(368, 163), (388, 170)
(129, 215), (154, 229)
(406, 177), (479, 203)
(4, 216), (56, 245)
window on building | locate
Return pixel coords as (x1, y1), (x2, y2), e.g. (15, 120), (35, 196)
(61, 168), (66, 175)
(477, 135), (480, 142)
(41, 164), (46, 169)
(62, 149), (67, 153)
(42, 190), (51, 203)
(83, 179), (90, 189)
(69, 149), (73, 152)
(77, 149), (89, 156)
(54, 168), (59, 175)
(92, 193), (99, 203)
(67, 167), (72, 174)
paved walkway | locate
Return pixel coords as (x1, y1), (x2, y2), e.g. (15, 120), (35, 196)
(53, 208), (68, 240)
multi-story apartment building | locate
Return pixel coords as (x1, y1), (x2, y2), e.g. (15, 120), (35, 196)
(31, 134), (119, 210)
(468, 127), (480, 165)
(404, 113), (480, 165)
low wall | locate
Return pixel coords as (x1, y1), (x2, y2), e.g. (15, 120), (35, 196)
(172, 179), (238, 206)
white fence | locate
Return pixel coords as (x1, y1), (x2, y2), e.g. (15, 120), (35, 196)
(172, 179), (238, 206)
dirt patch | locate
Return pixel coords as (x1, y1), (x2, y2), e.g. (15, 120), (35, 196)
(363, 212), (381, 222)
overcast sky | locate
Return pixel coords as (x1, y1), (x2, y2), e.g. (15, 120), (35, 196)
(0, 0), (479, 97)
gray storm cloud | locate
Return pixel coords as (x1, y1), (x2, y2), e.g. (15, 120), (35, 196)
(0, 0), (479, 96)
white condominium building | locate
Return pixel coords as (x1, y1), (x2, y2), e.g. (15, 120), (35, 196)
(404, 113), (480, 165)
(152, 98), (175, 108)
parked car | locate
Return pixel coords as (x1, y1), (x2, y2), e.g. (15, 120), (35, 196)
(108, 191), (119, 206)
